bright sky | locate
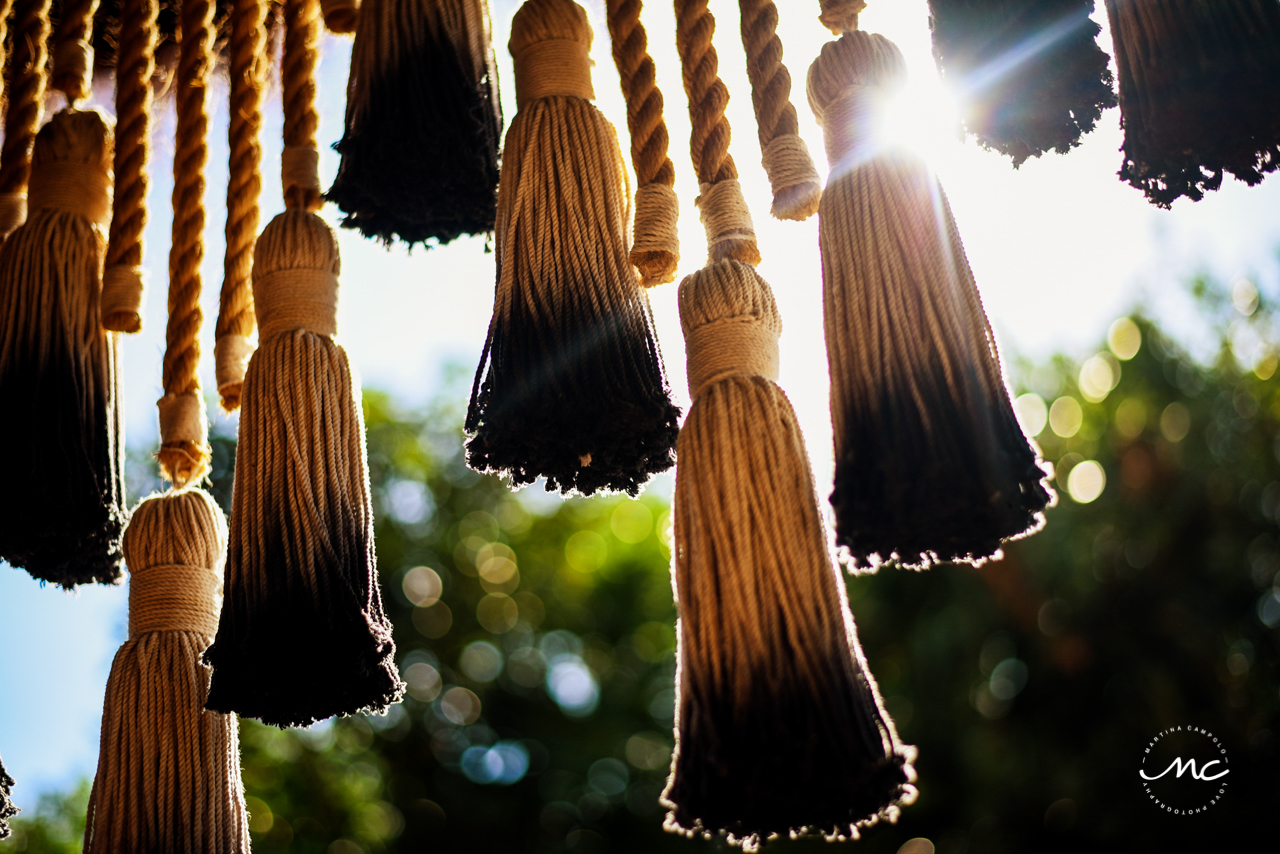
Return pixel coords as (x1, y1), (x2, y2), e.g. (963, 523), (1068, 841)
(2, 0), (1278, 810)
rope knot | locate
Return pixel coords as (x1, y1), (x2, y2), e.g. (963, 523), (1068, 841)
(511, 0), (595, 109)
(819, 0), (866, 35)
(679, 258), (782, 396)
(252, 209), (342, 340)
(807, 32), (907, 164)
(27, 109), (115, 226)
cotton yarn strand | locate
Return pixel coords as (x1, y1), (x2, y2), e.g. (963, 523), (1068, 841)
(215, 0), (267, 411)
(327, 0), (502, 246)
(100, 0), (158, 334)
(84, 489), (250, 854)
(204, 0), (404, 728)
(465, 0), (679, 497)
(737, 0), (822, 220)
(0, 0), (52, 238)
(605, 0), (680, 286)
(808, 24), (1053, 568)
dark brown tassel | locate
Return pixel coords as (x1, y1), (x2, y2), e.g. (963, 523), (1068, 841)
(327, 0), (502, 246)
(465, 0), (679, 496)
(808, 15), (1053, 569)
(0, 752), (16, 840)
(927, 0), (1117, 166)
(1104, 0), (1280, 206)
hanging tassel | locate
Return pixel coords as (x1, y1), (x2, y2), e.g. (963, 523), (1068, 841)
(605, 0), (680, 286)
(214, 0), (266, 411)
(737, 0), (822, 220)
(100, 0), (158, 334)
(0, 753), (16, 840)
(661, 2), (915, 848)
(0, 102), (126, 583)
(327, 0), (502, 246)
(807, 10), (1053, 570)
(465, 0), (679, 496)
(84, 489), (250, 853)
(321, 0), (359, 33)
(926, 0), (1116, 166)
(204, 0), (404, 728)
(0, 0), (51, 240)
(1103, 0), (1280, 207)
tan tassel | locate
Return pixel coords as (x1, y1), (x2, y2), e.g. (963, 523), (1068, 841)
(214, 0), (267, 411)
(605, 0), (680, 286)
(101, 0), (159, 334)
(661, 2), (915, 847)
(808, 8), (1053, 570)
(465, 0), (679, 496)
(737, 0), (822, 220)
(0, 14), (126, 587)
(84, 488), (250, 853)
(204, 0), (404, 728)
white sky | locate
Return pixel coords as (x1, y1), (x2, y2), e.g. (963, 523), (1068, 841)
(2, 0), (1278, 808)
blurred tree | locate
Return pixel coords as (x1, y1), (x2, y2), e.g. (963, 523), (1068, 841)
(4, 277), (1278, 854)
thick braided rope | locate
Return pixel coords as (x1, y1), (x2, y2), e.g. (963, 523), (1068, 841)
(819, 0), (864, 34)
(52, 0), (98, 103)
(215, 0), (267, 412)
(102, 0), (157, 332)
(606, 0), (680, 286)
(673, 0), (760, 265)
(282, 0), (322, 212)
(0, 0), (52, 196)
(159, 0), (215, 486)
(738, 0), (821, 220)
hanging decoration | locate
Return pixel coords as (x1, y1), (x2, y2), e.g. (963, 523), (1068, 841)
(204, 0), (404, 728)
(737, 0), (822, 219)
(808, 1), (1053, 570)
(927, 0), (1116, 166)
(605, 0), (680, 286)
(328, 0), (502, 246)
(0, 0), (126, 587)
(1104, 0), (1280, 207)
(661, 1), (915, 848)
(100, 0), (158, 334)
(465, 0), (679, 497)
(214, 0), (266, 411)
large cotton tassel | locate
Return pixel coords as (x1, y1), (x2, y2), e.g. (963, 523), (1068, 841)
(0, 753), (16, 840)
(203, 210), (404, 727)
(808, 28), (1052, 570)
(662, 259), (916, 850)
(0, 108), (125, 587)
(925, 0), (1116, 166)
(327, 0), (502, 246)
(466, 0), (679, 496)
(84, 489), (250, 853)
(1104, 0), (1280, 207)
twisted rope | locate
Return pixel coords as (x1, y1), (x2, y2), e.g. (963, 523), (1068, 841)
(819, 0), (865, 34)
(673, 0), (759, 265)
(159, 0), (215, 485)
(282, 0), (322, 211)
(0, 0), (52, 196)
(738, 0), (820, 220)
(52, 0), (98, 102)
(215, 0), (267, 411)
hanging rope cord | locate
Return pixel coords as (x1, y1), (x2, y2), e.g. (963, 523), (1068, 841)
(673, 0), (760, 266)
(101, 0), (157, 333)
(605, 0), (680, 286)
(0, 0), (52, 231)
(818, 0), (864, 34)
(282, 0), (323, 212)
(214, 0), (267, 411)
(738, 0), (821, 220)
(51, 0), (97, 102)
(157, 0), (215, 486)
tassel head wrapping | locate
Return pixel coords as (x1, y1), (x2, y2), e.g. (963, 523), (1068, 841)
(0, 108), (126, 587)
(465, 0), (679, 497)
(204, 210), (405, 727)
(327, 0), (503, 246)
(809, 33), (1053, 569)
(84, 488), (250, 853)
(663, 258), (916, 850)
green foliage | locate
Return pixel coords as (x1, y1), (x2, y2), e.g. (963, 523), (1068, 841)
(0, 781), (89, 854)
